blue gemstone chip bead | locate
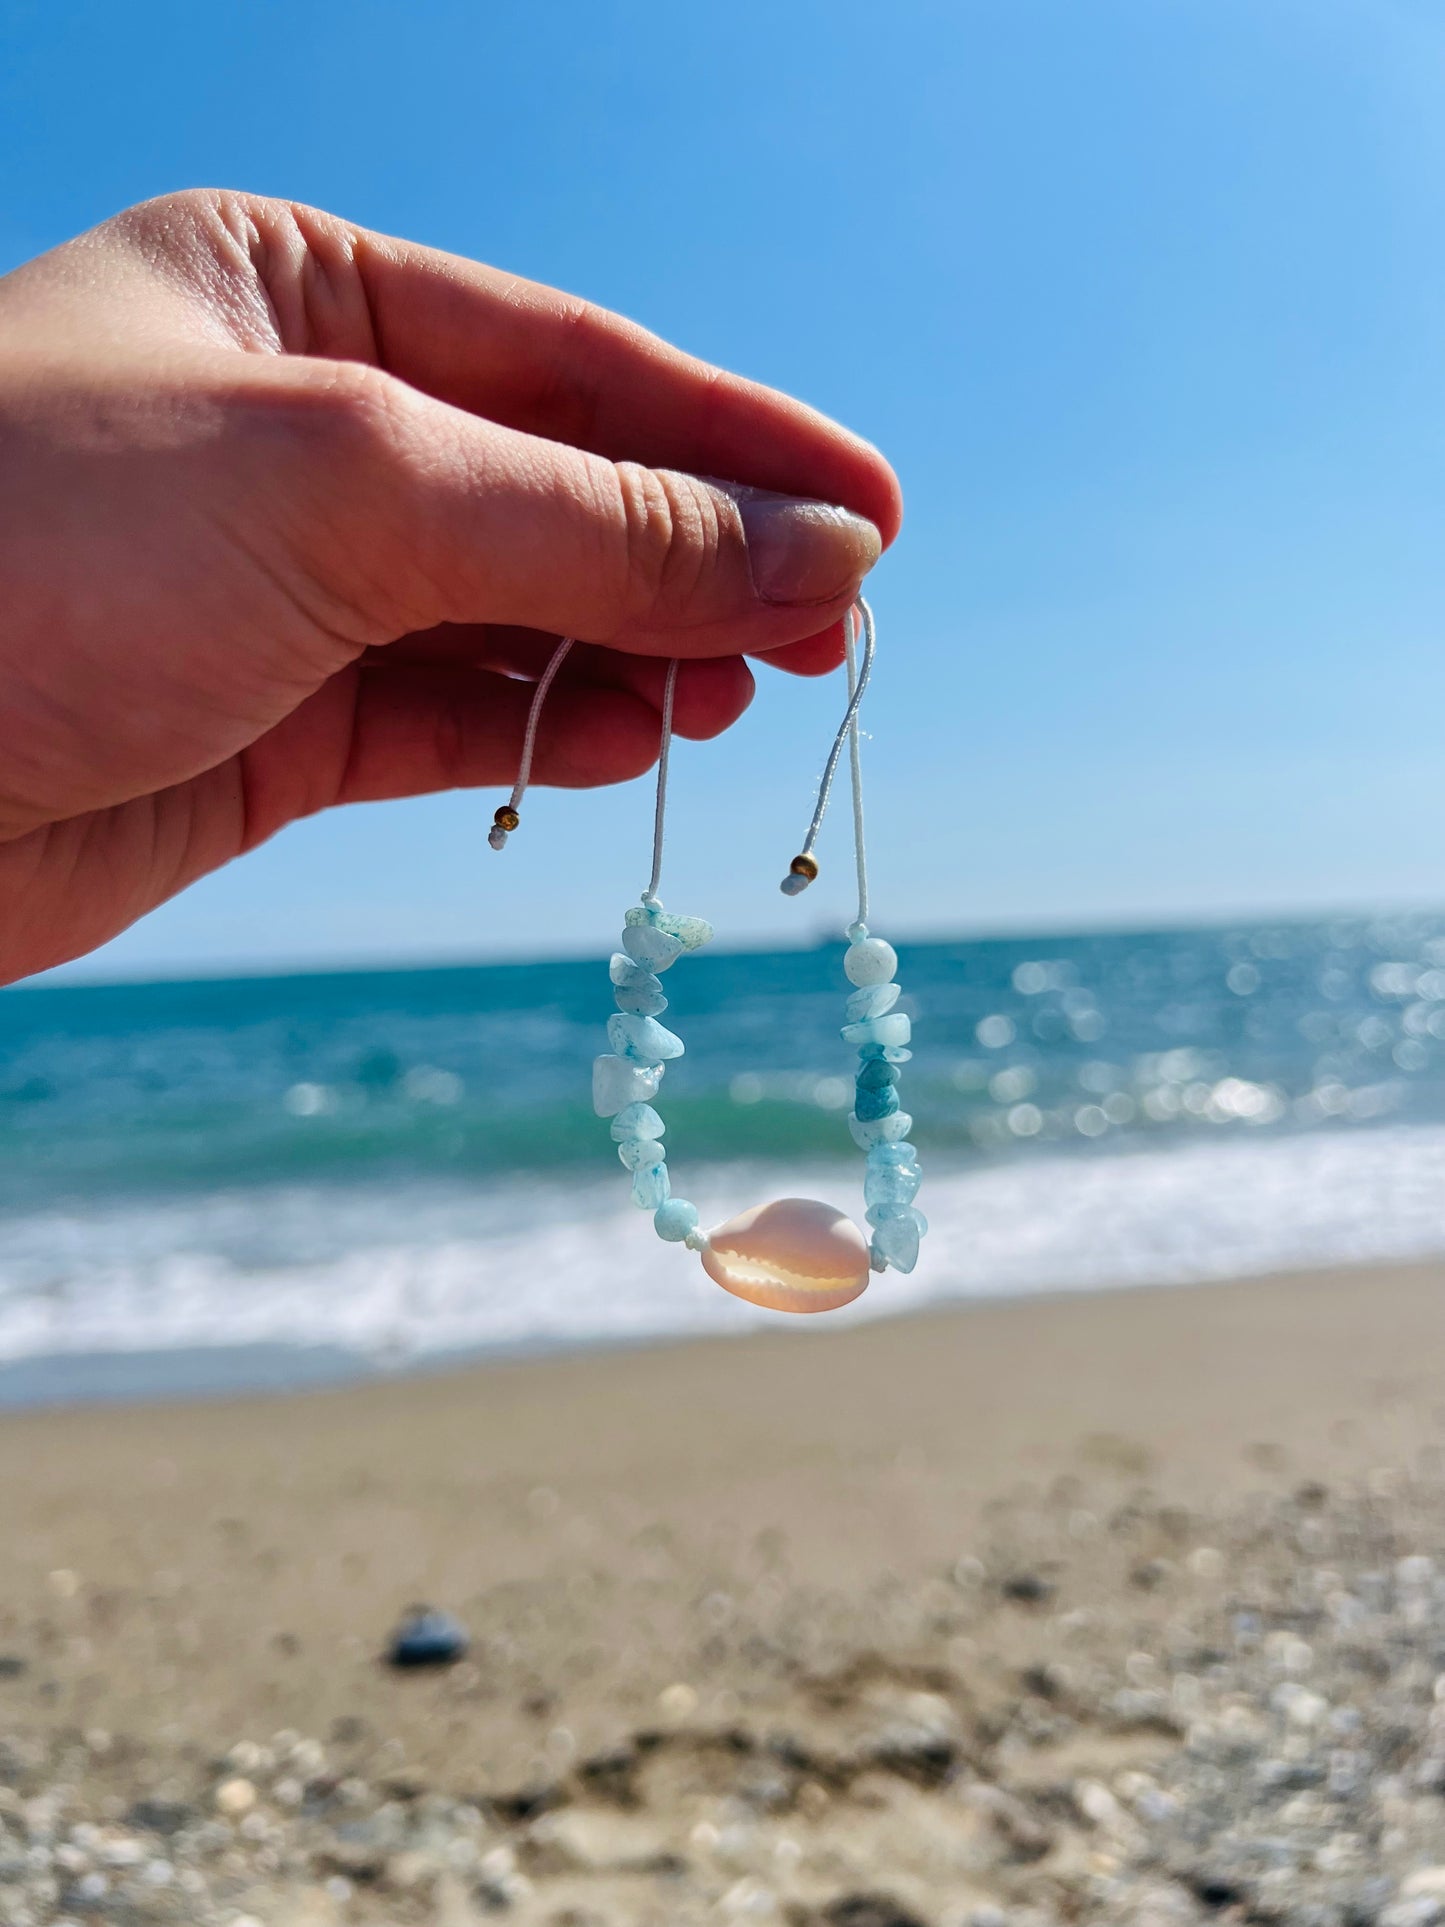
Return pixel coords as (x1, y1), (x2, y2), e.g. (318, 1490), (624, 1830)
(631, 1156), (671, 1211)
(592, 1054), (664, 1117)
(840, 926), (925, 1276)
(599, 903), (712, 1237)
(607, 1012), (685, 1065)
(609, 955), (669, 1016)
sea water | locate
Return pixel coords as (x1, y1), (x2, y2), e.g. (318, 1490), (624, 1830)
(3, 911), (1445, 1404)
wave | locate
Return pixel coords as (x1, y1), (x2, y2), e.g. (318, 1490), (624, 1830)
(2, 1124), (1444, 1381)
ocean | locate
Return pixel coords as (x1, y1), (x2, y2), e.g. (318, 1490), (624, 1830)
(3, 912), (1445, 1406)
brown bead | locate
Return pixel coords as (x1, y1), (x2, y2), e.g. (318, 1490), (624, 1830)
(789, 853), (819, 881)
(493, 806), (521, 832)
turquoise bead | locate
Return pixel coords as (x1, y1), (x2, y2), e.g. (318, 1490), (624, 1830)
(854, 1080), (899, 1121)
(845, 982), (901, 1022)
(625, 905), (713, 952)
(654, 1198), (700, 1242)
(866, 1139), (918, 1168)
(856, 1059), (899, 1092)
(631, 1157), (670, 1210)
(592, 1054), (663, 1117)
(841, 1012), (911, 1049)
(870, 1206), (922, 1273)
(610, 1102), (665, 1141)
(608, 1012), (685, 1065)
(609, 955), (668, 1016)
(848, 1110), (914, 1148)
(618, 1137), (664, 1170)
(858, 1042), (912, 1064)
(621, 923), (684, 972)
(865, 1161), (922, 1208)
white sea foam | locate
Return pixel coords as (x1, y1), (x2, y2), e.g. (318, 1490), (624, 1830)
(2, 1123), (1445, 1378)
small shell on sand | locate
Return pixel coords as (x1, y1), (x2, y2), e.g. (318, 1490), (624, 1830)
(700, 1198), (870, 1313)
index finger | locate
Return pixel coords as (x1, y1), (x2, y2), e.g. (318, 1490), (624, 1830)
(348, 222), (903, 545)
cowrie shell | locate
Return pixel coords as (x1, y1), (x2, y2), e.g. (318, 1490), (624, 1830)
(700, 1198), (870, 1314)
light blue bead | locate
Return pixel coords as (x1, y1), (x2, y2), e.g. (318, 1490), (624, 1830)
(870, 1207), (921, 1273)
(865, 1160), (922, 1209)
(841, 1012), (911, 1050)
(868, 1202), (927, 1233)
(618, 1137), (664, 1170)
(626, 905), (714, 952)
(845, 982), (901, 1023)
(858, 1043), (912, 1064)
(866, 1139), (919, 1168)
(631, 1157), (671, 1210)
(654, 1198), (700, 1242)
(608, 1012), (685, 1065)
(592, 1054), (663, 1117)
(849, 1111), (914, 1148)
(610, 1102), (665, 1141)
(609, 955), (668, 1016)
(854, 1080), (899, 1122)
(622, 922), (684, 972)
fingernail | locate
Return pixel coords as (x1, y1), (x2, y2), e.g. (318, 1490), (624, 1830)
(730, 488), (882, 606)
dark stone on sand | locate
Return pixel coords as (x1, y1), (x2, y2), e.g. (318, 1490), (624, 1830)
(385, 1606), (469, 1668)
(0, 1655), (26, 1678)
(577, 1744), (641, 1806)
(1130, 1557), (1174, 1589)
(1000, 1572), (1055, 1604)
(820, 1896), (933, 1927)
(127, 1797), (196, 1835)
(1184, 1866), (1252, 1908)
(488, 1782), (567, 1823)
(867, 1737), (958, 1788)
(1020, 1662), (1066, 1700)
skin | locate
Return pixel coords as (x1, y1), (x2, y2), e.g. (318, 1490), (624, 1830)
(0, 191), (901, 984)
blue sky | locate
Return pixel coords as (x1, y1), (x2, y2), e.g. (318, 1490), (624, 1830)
(3, 0), (1442, 974)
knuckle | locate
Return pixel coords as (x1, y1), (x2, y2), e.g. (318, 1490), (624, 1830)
(320, 359), (412, 441)
(285, 359), (419, 465)
(611, 463), (723, 626)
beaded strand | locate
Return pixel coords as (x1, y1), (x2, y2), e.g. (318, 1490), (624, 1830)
(586, 597), (927, 1280)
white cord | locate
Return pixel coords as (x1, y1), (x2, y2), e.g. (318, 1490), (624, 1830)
(492, 596), (877, 937)
(779, 595), (875, 930)
(488, 637), (574, 848)
(644, 659), (679, 903)
(844, 603), (871, 929)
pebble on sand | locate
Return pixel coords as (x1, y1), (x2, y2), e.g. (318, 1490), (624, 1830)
(385, 1606), (470, 1668)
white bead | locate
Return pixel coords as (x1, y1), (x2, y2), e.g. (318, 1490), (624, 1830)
(843, 938), (898, 986)
(699, 1198), (870, 1314)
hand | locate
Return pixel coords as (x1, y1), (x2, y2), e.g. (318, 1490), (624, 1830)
(0, 190), (900, 983)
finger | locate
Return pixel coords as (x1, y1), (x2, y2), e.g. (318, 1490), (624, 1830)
(278, 360), (882, 657)
(334, 664), (717, 806)
(751, 621), (849, 678)
(383, 619), (843, 683)
(342, 215), (904, 547)
(368, 627), (756, 736)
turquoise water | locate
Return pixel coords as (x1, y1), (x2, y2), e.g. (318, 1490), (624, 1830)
(3, 912), (1445, 1402)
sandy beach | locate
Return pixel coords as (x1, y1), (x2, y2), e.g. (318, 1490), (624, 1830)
(4, 1261), (1445, 1925)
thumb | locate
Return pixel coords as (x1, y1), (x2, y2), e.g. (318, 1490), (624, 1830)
(282, 361), (883, 654)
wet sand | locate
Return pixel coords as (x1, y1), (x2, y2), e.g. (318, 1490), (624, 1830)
(3, 1261), (1445, 1924)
